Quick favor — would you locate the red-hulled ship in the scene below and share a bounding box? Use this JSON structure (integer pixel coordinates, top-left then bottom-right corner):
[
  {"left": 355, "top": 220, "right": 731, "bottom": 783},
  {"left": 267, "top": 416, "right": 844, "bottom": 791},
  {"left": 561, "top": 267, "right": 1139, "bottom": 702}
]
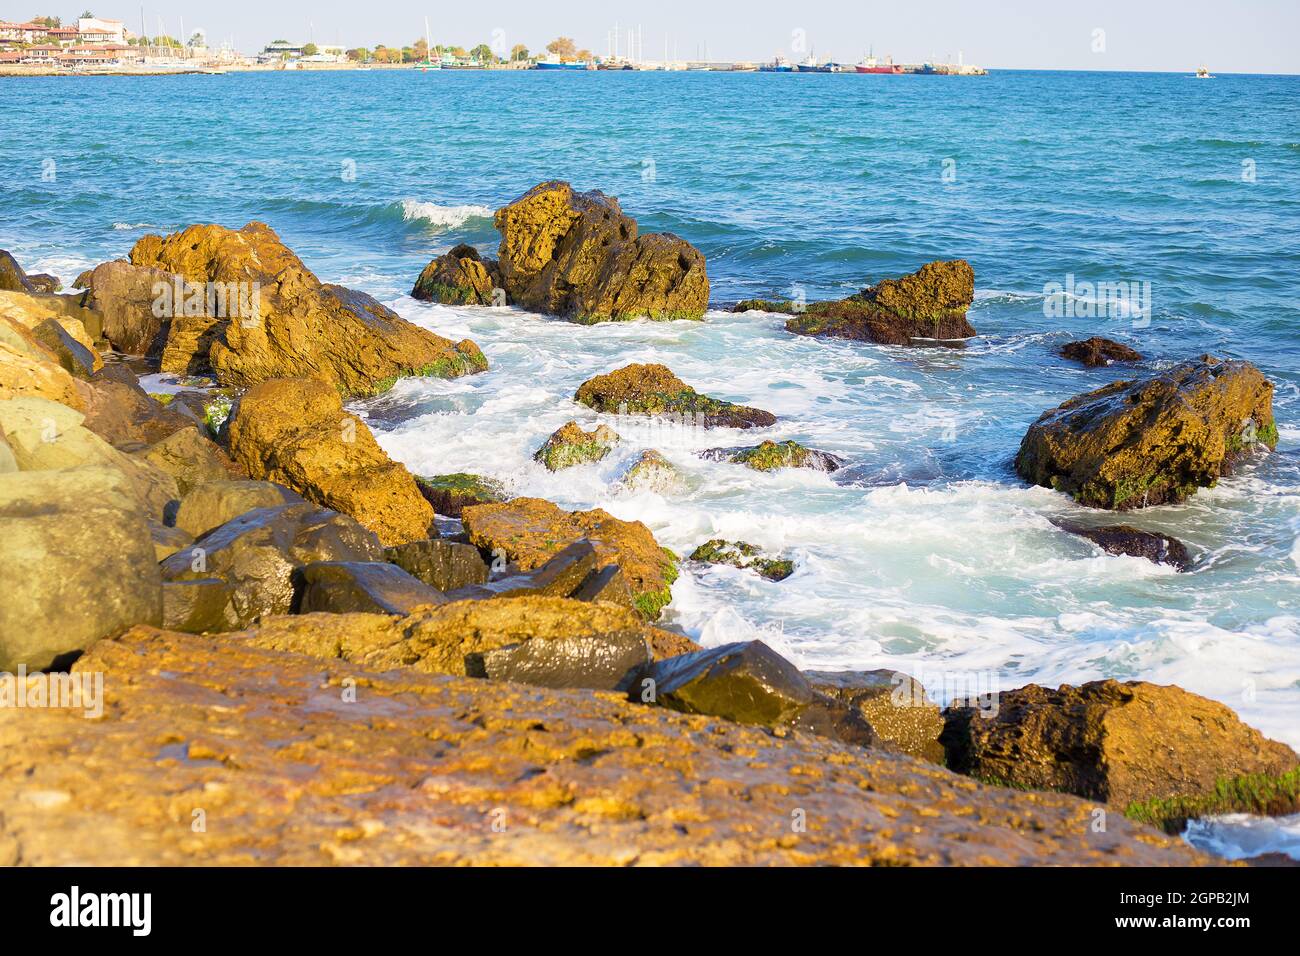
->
[{"left": 855, "top": 54, "right": 901, "bottom": 74}]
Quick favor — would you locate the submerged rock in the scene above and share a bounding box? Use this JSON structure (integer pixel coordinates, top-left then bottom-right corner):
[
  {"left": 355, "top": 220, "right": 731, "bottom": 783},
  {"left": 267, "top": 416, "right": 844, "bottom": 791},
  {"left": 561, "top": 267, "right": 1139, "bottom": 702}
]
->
[
  {"left": 785, "top": 260, "right": 976, "bottom": 345},
  {"left": 701, "top": 439, "right": 844, "bottom": 473},
  {"left": 493, "top": 180, "right": 709, "bottom": 322},
  {"left": 631, "top": 641, "right": 876, "bottom": 748},
  {"left": 411, "top": 243, "right": 501, "bottom": 305},
  {"left": 689, "top": 539, "right": 794, "bottom": 581},
  {"left": 0, "top": 466, "right": 162, "bottom": 671},
  {"left": 1052, "top": 519, "right": 1191, "bottom": 570},
  {"left": 618, "top": 448, "right": 684, "bottom": 494},
  {"left": 1059, "top": 336, "right": 1143, "bottom": 367},
  {"left": 298, "top": 561, "right": 449, "bottom": 615},
  {"left": 941, "top": 679, "right": 1300, "bottom": 811},
  {"left": 533, "top": 420, "right": 620, "bottom": 471},
  {"left": 415, "top": 472, "right": 506, "bottom": 517},
  {"left": 574, "top": 363, "right": 776, "bottom": 429},
  {"left": 804, "top": 670, "right": 945, "bottom": 763},
  {"left": 383, "top": 538, "right": 490, "bottom": 592},
  {"left": 1015, "top": 356, "right": 1278, "bottom": 509},
  {"left": 124, "top": 222, "right": 488, "bottom": 397},
  {"left": 225, "top": 376, "right": 434, "bottom": 545},
  {"left": 460, "top": 496, "right": 678, "bottom": 619}
]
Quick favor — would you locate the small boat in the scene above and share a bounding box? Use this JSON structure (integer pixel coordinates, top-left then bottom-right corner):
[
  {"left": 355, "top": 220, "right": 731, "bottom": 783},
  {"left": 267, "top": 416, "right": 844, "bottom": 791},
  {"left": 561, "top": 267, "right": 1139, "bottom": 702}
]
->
[
  {"left": 1195, "top": 65, "right": 1213, "bottom": 78},
  {"left": 856, "top": 53, "right": 902, "bottom": 74},
  {"left": 759, "top": 55, "right": 793, "bottom": 72},
  {"left": 795, "top": 55, "right": 832, "bottom": 72},
  {"left": 534, "top": 56, "right": 589, "bottom": 70},
  {"left": 419, "top": 19, "right": 440, "bottom": 70}
]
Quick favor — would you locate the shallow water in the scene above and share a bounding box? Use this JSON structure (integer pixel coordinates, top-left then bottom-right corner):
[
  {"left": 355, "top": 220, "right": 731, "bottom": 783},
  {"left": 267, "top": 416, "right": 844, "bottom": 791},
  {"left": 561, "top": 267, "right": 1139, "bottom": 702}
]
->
[{"left": 3, "top": 70, "right": 1299, "bottom": 850}]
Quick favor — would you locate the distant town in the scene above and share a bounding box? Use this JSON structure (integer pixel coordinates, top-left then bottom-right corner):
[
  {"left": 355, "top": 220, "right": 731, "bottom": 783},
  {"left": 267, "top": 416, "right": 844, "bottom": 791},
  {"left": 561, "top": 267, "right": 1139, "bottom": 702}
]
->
[{"left": 0, "top": 13, "right": 986, "bottom": 75}]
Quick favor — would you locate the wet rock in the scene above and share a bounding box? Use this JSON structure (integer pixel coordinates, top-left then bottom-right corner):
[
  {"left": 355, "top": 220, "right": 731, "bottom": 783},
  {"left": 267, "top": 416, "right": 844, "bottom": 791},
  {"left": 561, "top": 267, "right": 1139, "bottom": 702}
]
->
[
  {"left": 411, "top": 243, "right": 502, "bottom": 305},
  {"left": 170, "top": 479, "right": 303, "bottom": 538},
  {"left": 226, "top": 377, "right": 434, "bottom": 545},
  {"left": 646, "top": 626, "right": 704, "bottom": 661},
  {"left": 461, "top": 497, "right": 678, "bottom": 619},
  {"left": 383, "top": 538, "right": 490, "bottom": 592},
  {"left": 0, "top": 251, "right": 36, "bottom": 293},
  {"left": 79, "top": 364, "right": 200, "bottom": 450},
  {"left": 494, "top": 180, "right": 709, "bottom": 322},
  {"left": 162, "top": 578, "right": 235, "bottom": 633},
  {"left": 450, "top": 540, "right": 601, "bottom": 601},
  {"left": 72, "top": 259, "right": 173, "bottom": 356},
  {"left": 160, "top": 503, "right": 384, "bottom": 627},
  {"left": 940, "top": 679, "right": 1300, "bottom": 809},
  {"left": 142, "top": 426, "right": 241, "bottom": 496},
  {"left": 298, "top": 561, "right": 449, "bottom": 615},
  {"left": 618, "top": 448, "right": 684, "bottom": 494},
  {"left": 31, "top": 318, "right": 102, "bottom": 379},
  {"left": 533, "top": 420, "right": 619, "bottom": 471},
  {"left": 1015, "top": 356, "right": 1278, "bottom": 509},
  {"left": 631, "top": 641, "right": 876, "bottom": 748},
  {"left": 1059, "top": 336, "right": 1143, "bottom": 367},
  {"left": 414, "top": 472, "right": 506, "bottom": 517},
  {"left": 805, "top": 669, "right": 945, "bottom": 763},
  {"left": 570, "top": 563, "right": 636, "bottom": 607},
  {"left": 574, "top": 363, "right": 776, "bottom": 429},
  {"left": 147, "top": 518, "right": 192, "bottom": 560},
  {"left": 1052, "top": 519, "right": 1192, "bottom": 570},
  {"left": 0, "top": 466, "right": 162, "bottom": 671},
  {"left": 785, "top": 260, "right": 976, "bottom": 344},
  {"left": 689, "top": 539, "right": 794, "bottom": 581},
  {"left": 732, "top": 298, "right": 797, "bottom": 313},
  {"left": 27, "top": 274, "right": 61, "bottom": 294},
  {"left": 701, "top": 439, "right": 844, "bottom": 473},
  {"left": 126, "top": 222, "right": 488, "bottom": 396},
  {"left": 0, "top": 625, "right": 1208, "bottom": 865}
]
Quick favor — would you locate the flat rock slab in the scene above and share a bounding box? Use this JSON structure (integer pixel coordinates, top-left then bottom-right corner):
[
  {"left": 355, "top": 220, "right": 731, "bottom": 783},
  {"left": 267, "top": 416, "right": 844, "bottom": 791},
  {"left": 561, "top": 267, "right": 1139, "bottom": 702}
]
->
[{"left": 0, "top": 628, "right": 1208, "bottom": 866}]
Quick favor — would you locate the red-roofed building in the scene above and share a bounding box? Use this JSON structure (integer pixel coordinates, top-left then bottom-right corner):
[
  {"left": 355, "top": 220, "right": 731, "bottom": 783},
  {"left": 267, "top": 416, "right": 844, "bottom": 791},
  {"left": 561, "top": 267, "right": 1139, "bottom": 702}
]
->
[{"left": 0, "top": 21, "right": 51, "bottom": 44}]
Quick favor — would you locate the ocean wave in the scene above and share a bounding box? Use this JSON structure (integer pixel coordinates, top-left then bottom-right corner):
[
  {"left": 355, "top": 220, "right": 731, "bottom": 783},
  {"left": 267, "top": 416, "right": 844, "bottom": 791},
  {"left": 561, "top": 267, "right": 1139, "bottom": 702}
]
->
[{"left": 399, "top": 199, "right": 495, "bottom": 228}]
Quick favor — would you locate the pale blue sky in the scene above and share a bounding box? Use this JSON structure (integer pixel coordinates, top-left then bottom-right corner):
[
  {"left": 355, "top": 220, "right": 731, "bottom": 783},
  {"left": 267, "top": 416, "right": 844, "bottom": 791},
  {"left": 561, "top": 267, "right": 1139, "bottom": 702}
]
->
[{"left": 8, "top": 0, "right": 1299, "bottom": 72}]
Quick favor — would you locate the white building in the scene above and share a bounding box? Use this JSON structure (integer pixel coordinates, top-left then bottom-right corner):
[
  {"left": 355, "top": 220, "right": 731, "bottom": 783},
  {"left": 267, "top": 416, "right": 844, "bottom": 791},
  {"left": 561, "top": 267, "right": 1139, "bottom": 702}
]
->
[{"left": 77, "top": 17, "right": 127, "bottom": 44}]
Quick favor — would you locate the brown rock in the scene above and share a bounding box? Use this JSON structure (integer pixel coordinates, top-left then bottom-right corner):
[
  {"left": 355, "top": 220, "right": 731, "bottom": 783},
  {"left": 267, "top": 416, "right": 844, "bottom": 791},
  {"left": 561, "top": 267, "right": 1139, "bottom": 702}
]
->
[
  {"left": 805, "top": 670, "right": 945, "bottom": 763},
  {"left": 142, "top": 426, "right": 241, "bottom": 496},
  {"left": 79, "top": 364, "right": 200, "bottom": 450},
  {"left": 1052, "top": 519, "right": 1192, "bottom": 570},
  {"left": 411, "top": 243, "right": 501, "bottom": 305},
  {"left": 533, "top": 420, "right": 619, "bottom": 471},
  {"left": 0, "top": 250, "right": 35, "bottom": 293},
  {"left": 226, "top": 377, "right": 434, "bottom": 545},
  {"left": 0, "top": 311, "right": 87, "bottom": 411},
  {"left": 171, "top": 479, "right": 303, "bottom": 538},
  {"left": 461, "top": 497, "right": 678, "bottom": 619},
  {"left": 1015, "top": 356, "right": 1278, "bottom": 509},
  {"left": 574, "top": 363, "right": 776, "bottom": 429},
  {"left": 494, "top": 181, "right": 709, "bottom": 322},
  {"left": 941, "top": 679, "right": 1300, "bottom": 808},
  {"left": 298, "top": 561, "right": 449, "bottom": 615},
  {"left": 73, "top": 259, "right": 173, "bottom": 356},
  {"left": 127, "top": 222, "right": 488, "bottom": 396},
  {"left": 383, "top": 538, "right": 490, "bottom": 592},
  {"left": 1060, "top": 336, "right": 1143, "bottom": 367}
]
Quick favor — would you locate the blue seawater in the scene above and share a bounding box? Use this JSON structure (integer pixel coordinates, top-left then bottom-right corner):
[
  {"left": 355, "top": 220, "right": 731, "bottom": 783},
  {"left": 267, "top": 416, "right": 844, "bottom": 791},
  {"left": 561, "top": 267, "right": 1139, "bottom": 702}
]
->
[{"left": 2, "top": 69, "right": 1299, "bottom": 753}]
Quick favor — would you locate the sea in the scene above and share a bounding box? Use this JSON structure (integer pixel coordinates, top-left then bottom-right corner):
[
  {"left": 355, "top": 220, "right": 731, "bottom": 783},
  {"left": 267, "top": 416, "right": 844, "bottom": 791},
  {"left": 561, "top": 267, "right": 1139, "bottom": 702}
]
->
[{"left": 3, "top": 67, "right": 1298, "bottom": 858}]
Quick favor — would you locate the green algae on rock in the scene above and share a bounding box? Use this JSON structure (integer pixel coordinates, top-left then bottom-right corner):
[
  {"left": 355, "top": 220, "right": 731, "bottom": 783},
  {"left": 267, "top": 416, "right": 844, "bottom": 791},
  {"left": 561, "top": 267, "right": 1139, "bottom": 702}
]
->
[
  {"left": 415, "top": 472, "right": 506, "bottom": 517},
  {"left": 689, "top": 538, "right": 794, "bottom": 581},
  {"left": 533, "top": 420, "right": 620, "bottom": 471},
  {"left": 618, "top": 448, "right": 685, "bottom": 494},
  {"left": 411, "top": 243, "right": 502, "bottom": 305},
  {"left": 1015, "top": 355, "right": 1278, "bottom": 510},
  {"left": 574, "top": 363, "right": 776, "bottom": 429},
  {"left": 702, "top": 439, "right": 844, "bottom": 473}
]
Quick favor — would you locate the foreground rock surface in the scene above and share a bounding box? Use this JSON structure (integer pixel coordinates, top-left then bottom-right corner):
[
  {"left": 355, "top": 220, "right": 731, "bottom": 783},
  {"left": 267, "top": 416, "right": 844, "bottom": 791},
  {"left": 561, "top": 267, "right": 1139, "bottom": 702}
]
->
[
  {"left": 226, "top": 377, "right": 434, "bottom": 545},
  {"left": 494, "top": 181, "right": 709, "bottom": 322},
  {"left": 941, "top": 679, "right": 1299, "bottom": 809},
  {"left": 1016, "top": 356, "right": 1278, "bottom": 509},
  {"left": 0, "top": 627, "right": 1208, "bottom": 865},
  {"left": 575, "top": 363, "right": 776, "bottom": 429}
]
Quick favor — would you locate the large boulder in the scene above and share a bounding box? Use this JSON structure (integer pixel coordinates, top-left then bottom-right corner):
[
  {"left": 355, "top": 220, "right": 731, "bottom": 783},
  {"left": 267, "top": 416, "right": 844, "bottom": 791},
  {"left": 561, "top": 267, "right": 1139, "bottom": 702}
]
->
[
  {"left": 226, "top": 377, "right": 434, "bottom": 545},
  {"left": 0, "top": 467, "right": 162, "bottom": 671},
  {"left": 160, "top": 502, "right": 384, "bottom": 628},
  {"left": 0, "top": 251, "right": 35, "bottom": 293},
  {"left": 941, "top": 679, "right": 1300, "bottom": 809},
  {"left": 72, "top": 259, "right": 173, "bottom": 356},
  {"left": 533, "top": 420, "right": 619, "bottom": 471},
  {"left": 142, "top": 426, "right": 242, "bottom": 496},
  {"left": 460, "top": 497, "right": 678, "bottom": 619},
  {"left": 574, "top": 363, "right": 776, "bottom": 429},
  {"left": 78, "top": 364, "right": 200, "bottom": 450},
  {"left": 631, "top": 641, "right": 877, "bottom": 748},
  {"left": 411, "top": 243, "right": 501, "bottom": 305},
  {"left": 124, "top": 222, "right": 488, "bottom": 396},
  {"left": 170, "top": 479, "right": 303, "bottom": 538},
  {"left": 1015, "top": 356, "right": 1278, "bottom": 509},
  {"left": 0, "top": 310, "right": 87, "bottom": 410},
  {"left": 493, "top": 181, "right": 709, "bottom": 322},
  {"left": 785, "top": 260, "right": 976, "bottom": 344},
  {"left": 805, "top": 669, "right": 945, "bottom": 763}
]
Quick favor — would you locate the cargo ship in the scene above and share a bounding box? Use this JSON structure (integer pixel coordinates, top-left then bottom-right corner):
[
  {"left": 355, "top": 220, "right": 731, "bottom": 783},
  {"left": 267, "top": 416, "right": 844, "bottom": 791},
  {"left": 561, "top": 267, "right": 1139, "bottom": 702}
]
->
[
  {"left": 795, "top": 55, "right": 833, "bottom": 73},
  {"left": 856, "top": 53, "right": 901, "bottom": 74}
]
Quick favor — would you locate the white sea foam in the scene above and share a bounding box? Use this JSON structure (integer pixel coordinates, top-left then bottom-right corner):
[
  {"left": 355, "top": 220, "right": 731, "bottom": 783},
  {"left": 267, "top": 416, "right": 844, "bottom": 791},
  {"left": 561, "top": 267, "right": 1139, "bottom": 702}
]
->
[
  {"left": 1184, "top": 812, "right": 1300, "bottom": 861},
  {"left": 399, "top": 200, "right": 494, "bottom": 228}
]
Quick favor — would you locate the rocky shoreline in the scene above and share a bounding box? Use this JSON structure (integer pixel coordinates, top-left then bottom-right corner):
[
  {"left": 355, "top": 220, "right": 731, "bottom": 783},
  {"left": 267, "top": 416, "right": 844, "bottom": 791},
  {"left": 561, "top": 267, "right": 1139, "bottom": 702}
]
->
[{"left": 0, "top": 180, "right": 1294, "bottom": 866}]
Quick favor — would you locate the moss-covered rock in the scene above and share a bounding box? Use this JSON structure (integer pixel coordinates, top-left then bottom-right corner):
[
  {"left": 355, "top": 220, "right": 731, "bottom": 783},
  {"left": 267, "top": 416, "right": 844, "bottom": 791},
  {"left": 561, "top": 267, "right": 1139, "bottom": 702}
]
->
[
  {"left": 618, "top": 448, "right": 685, "bottom": 494},
  {"left": 533, "top": 420, "right": 620, "bottom": 471},
  {"left": 415, "top": 472, "right": 506, "bottom": 517},
  {"left": 461, "top": 496, "right": 678, "bottom": 620},
  {"left": 1015, "top": 356, "right": 1278, "bottom": 509},
  {"left": 494, "top": 181, "right": 709, "bottom": 322},
  {"left": 1059, "top": 336, "right": 1142, "bottom": 367},
  {"left": 574, "top": 363, "right": 776, "bottom": 429},
  {"left": 785, "top": 260, "right": 976, "bottom": 345},
  {"left": 733, "top": 298, "right": 796, "bottom": 313},
  {"left": 689, "top": 538, "right": 794, "bottom": 581},
  {"left": 702, "top": 439, "right": 844, "bottom": 473},
  {"left": 411, "top": 243, "right": 501, "bottom": 305}
]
